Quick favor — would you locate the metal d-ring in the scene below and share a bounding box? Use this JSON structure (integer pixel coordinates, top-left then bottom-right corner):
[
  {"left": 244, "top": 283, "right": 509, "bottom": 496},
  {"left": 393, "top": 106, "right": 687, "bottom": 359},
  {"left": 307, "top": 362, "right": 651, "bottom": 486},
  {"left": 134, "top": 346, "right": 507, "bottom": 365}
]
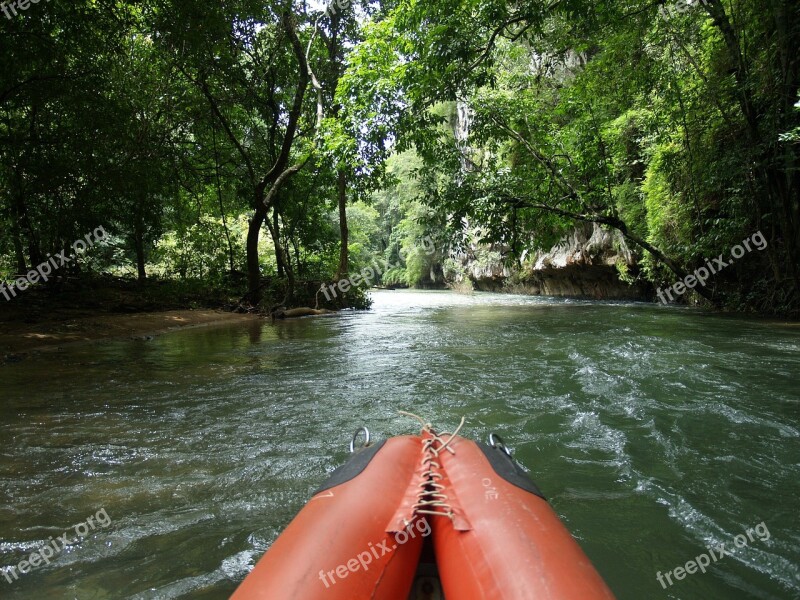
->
[
  {"left": 488, "top": 432, "right": 512, "bottom": 457},
  {"left": 350, "top": 427, "right": 371, "bottom": 453}
]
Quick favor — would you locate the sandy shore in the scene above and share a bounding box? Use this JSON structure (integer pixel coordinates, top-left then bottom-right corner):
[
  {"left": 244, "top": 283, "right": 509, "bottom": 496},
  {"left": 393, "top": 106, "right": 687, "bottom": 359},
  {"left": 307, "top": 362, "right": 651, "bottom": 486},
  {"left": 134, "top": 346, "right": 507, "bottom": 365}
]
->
[{"left": 0, "top": 310, "right": 260, "bottom": 356}]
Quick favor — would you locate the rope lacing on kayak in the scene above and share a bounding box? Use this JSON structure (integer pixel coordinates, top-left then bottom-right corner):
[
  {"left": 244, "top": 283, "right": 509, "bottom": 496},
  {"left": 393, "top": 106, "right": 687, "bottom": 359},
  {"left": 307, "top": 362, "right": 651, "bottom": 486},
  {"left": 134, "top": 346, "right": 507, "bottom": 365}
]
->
[{"left": 399, "top": 412, "right": 466, "bottom": 522}]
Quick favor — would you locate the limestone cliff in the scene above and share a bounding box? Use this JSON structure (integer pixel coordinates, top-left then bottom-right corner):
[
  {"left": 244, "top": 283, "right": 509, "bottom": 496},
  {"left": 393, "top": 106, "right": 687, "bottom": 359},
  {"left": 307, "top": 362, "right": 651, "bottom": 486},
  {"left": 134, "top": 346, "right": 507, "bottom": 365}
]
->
[{"left": 446, "top": 223, "right": 650, "bottom": 300}]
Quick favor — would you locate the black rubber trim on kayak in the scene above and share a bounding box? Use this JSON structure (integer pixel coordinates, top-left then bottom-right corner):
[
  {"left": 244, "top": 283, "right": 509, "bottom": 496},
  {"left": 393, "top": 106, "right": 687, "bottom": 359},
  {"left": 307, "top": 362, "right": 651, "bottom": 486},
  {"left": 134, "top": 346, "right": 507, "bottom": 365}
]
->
[
  {"left": 314, "top": 440, "right": 388, "bottom": 495},
  {"left": 476, "top": 441, "right": 547, "bottom": 501}
]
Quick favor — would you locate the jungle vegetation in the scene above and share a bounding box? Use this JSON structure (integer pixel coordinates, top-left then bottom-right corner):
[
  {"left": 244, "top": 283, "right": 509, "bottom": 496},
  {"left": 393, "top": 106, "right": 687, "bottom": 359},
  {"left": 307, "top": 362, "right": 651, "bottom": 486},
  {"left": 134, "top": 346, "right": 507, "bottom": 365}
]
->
[{"left": 1, "top": 0, "right": 798, "bottom": 315}]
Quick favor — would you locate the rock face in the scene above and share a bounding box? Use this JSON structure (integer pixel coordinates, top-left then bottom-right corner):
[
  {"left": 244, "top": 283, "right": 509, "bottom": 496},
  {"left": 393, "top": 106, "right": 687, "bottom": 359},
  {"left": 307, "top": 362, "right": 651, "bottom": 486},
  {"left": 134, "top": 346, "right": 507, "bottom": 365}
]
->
[
  {"left": 450, "top": 223, "right": 650, "bottom": 300},
  {"left": 508, "top": 264, "right": 647, "bottom": 300},
  {"left": 531, "top": 222, "right": 633, "bottom": 271}
]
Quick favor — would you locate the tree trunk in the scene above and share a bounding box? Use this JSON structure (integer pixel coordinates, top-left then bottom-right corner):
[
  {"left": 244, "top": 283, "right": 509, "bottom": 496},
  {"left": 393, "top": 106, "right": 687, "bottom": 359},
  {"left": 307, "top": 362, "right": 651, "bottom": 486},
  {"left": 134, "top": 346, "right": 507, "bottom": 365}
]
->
[
  {"left": 293, "top": 237, "right": 302, "bottom": 277},
  {"left": 11, "top": 221, "right": 27, "bottom": 274},
  {"left": 246, "top": 198, "right": 268, "bottom": 303},
  {"left": 336, "top": 169, "right": 348, "bottom": 280},
  {"left": 134, "top": 226, "right": 147, "bottom": 282},
  {"left": 274, "top": 207, "right": 284, "bottom": 278},
  {"left": 13, "top": 192, "right": 42, "bottom": 269},
  {"left": 265, "top": 206, "right": 294, "bottom": 307},
  {"left": 213, "top": 129, "right": 236, "bottom": 274}
]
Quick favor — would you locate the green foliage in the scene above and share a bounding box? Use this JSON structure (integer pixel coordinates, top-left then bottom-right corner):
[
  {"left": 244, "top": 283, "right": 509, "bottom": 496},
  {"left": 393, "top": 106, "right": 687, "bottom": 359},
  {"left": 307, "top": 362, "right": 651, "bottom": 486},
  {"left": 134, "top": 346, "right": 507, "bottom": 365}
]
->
[
  {"left": 779, "top": 99, "right": 800, "bottom": 143},
  {"left": 338, "top": 0, "right": 799, "bottom": 314},
  {"left": 152, "top": 215, "right": 247, "bottom": 284},
  {"left": 344, "top": 202, "right": 382, "bottom": 269},
  {"left": 642, "top": 143, "right": 695, "bottom": 256},
  {"left": 1, "top": 0, "right": 797, "bottom": 316}
]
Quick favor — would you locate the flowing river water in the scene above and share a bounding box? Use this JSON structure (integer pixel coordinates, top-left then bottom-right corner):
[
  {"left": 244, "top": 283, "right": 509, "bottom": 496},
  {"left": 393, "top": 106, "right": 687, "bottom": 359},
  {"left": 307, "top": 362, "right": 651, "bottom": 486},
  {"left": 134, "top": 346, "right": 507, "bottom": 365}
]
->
[{"left": 1, "top": 290, "right": 799, "bottom": 599}]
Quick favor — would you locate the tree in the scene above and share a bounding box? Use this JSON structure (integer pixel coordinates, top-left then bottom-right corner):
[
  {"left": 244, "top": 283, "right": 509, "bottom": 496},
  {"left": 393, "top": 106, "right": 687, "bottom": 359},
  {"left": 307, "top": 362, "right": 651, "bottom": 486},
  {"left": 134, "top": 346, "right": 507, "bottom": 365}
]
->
[
  {"left": 341, "top": 0, "right": 799, "bottom": 312},
  {"left": 151, "top": 2, "right": 315, "bottom": 303}
]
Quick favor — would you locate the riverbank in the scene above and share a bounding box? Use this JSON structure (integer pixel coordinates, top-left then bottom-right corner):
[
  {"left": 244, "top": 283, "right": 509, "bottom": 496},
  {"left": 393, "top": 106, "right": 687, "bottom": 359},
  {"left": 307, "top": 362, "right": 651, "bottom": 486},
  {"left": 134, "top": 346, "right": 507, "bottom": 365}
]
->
[
  {"left": 0, "top": 276, "right": 261, "bottom": 358},
  {"left": 0, "top": 309, "right": 260, "bottom": 357}
]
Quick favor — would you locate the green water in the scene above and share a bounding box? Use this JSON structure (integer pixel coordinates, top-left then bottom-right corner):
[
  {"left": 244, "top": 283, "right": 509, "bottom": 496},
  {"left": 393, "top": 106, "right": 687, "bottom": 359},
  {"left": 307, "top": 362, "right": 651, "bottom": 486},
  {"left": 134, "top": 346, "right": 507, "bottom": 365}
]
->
[{"left": 1, "top": 290, "right": 798, "bottom": 599}]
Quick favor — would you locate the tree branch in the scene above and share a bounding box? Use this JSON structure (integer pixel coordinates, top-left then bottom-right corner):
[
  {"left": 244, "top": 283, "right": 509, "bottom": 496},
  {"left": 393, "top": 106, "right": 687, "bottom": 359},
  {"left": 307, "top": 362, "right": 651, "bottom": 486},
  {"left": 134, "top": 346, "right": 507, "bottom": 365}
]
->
[
  {"left": 262, "top": 155, "right": 313, "bottom": 210},
  {"left": 260, "top": 10, "right": 311, "bottom": 190},
  {"left": 177, "top": 63, "right": 258, "bottom": 186},
  {"left": 500, "top": 195, "right": 718, "bottom": 304}
]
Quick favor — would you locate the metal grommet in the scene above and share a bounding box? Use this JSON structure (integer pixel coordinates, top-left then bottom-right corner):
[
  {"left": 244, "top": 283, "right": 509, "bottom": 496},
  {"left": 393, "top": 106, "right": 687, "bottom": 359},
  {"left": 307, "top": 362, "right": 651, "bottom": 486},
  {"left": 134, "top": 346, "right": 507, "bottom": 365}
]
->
[
  {"left": 350, "top": 427, "right": 370, "bottom": 453},
  {"left": 488, "top": 432, "right": 511, "bottom": 457}
]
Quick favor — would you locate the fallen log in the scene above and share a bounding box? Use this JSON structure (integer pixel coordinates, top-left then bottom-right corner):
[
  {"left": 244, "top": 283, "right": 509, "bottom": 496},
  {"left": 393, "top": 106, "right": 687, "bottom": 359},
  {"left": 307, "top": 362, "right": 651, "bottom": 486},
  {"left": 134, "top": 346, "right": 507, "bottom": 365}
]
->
[{"left": 272, "top": 307, "right": 336, "bottom": 320}]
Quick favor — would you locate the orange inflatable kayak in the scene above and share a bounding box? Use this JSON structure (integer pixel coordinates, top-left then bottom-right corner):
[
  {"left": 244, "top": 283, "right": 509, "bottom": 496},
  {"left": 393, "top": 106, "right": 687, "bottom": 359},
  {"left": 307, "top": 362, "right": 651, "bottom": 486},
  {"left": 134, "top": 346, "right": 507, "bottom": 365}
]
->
[{"left": 231, "top": 421, "right": 615, "bottom": 599}]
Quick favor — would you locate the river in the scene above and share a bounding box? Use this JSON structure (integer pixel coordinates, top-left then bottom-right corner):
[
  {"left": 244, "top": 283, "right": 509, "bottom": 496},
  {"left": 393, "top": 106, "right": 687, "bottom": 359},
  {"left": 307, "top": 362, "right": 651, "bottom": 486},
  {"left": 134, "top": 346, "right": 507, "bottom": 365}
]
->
[{"left": 1, "top": 290, "right": 798, "bottom": 599}]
